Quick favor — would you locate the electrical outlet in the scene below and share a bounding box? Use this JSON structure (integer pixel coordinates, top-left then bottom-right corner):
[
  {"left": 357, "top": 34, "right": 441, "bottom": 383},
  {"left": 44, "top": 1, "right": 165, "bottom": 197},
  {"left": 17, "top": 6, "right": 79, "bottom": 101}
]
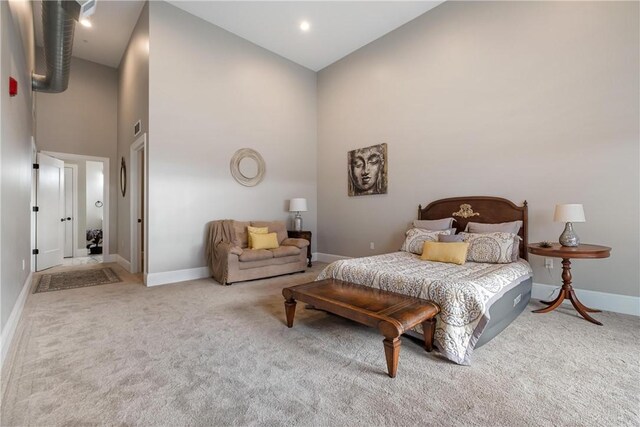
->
[
  {"left": 22, "top": 259, "right": 25, "bottom": 271},
  {"left": 544, "top": 258, "right": 553, "bottom": 269},
  {"left": 370, "top": 242, "right": 375, "bottom": 250}
]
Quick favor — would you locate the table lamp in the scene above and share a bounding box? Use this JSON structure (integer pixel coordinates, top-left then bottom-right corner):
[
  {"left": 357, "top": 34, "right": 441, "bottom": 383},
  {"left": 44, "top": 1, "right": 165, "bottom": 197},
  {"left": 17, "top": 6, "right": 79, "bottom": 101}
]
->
[
  {"left": 289, "top": 198, "right": 307, "bottom": 232},
  {"left": 553, "top": 204, "right": 585, "bottom": 247}
]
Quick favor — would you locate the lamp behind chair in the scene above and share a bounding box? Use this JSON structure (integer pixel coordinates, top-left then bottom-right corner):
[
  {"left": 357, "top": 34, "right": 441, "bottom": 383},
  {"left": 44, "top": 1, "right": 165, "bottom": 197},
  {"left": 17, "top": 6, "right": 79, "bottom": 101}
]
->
[
  {"left": 554, "top": 204, "right": 585, "bottom": 247},
  {"left": 289, "top": 198, "right": 308, "bottom": 232}
]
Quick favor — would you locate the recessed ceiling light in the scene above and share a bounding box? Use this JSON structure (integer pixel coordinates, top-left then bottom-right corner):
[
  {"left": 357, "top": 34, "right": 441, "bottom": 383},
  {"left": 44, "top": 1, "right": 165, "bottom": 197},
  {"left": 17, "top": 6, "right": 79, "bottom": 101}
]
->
[
  {"left": 80, "top": 19, "right": 92, "bottom": 28},
  {"left": 300, "top": 21, "right": 310, "bottom": 32}
]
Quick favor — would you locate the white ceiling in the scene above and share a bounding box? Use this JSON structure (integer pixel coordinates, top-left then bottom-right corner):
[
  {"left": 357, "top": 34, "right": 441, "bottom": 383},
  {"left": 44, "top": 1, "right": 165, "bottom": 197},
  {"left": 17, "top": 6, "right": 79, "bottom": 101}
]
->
[
  {"left": 33, "top": 1, "right": 443, "bottom": 71},
  {"left": 168, "top": 1, "right": 444, "bottom": 71},
  {"left": 33, "top": 0, "right": 145, "bottom": 68}
]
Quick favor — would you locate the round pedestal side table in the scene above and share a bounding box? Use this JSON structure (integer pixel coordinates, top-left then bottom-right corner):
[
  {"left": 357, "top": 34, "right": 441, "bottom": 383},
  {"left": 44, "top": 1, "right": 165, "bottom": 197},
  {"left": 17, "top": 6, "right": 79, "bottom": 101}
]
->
[{"left": 527, "top": 243, "right": 611, "bottom": 326}]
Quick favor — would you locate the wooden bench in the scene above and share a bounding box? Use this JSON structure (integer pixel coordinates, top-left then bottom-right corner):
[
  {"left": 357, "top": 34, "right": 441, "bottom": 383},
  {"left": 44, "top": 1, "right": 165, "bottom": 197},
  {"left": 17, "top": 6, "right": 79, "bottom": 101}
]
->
[{"left": 282, "top": 279, "right": 440, "bottom": 378}]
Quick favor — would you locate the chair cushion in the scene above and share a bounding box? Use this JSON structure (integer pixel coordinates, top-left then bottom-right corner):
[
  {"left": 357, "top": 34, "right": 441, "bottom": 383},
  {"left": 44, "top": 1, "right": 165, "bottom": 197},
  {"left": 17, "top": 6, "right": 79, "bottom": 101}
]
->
[
  {"left": 250, "top": 232, "right": 279, "bottom": 250},
  {"left": 271, "top": 246, "right": 300, "bottom": 258},
  {"left": 281, "top": 238, "right": 309, "bottom": 249},
  {"left": 238, "top": 255, "right": 301, "bottom": 270},
  {"left": 239, "top": 249, "right": 274, "bottom": 262},
  {"left": 247, "top": 226, "right": 268, "bottom": 247},
  {"left": 251, "top": 221, "right": 287, "bottom": 244},
  {"left": 233, "top": 221, "right": 251, "bottom": 248}
]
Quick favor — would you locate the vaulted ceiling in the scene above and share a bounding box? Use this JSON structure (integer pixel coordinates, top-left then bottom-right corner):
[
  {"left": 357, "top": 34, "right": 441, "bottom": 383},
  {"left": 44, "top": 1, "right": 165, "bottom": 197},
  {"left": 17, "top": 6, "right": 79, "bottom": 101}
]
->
[
  {"left": 33, "top": 1, "right": 444, "bottom": 71},
  {"left": 168, "top": 1, "right": 444, "bottom": 71}
]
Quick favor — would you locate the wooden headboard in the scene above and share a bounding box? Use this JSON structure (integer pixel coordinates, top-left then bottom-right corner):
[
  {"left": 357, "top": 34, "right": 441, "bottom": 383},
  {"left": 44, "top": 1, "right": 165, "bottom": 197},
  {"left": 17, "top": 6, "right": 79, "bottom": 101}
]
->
[{"left": 418, "top": 196, "right": 529, "bottom": 260}]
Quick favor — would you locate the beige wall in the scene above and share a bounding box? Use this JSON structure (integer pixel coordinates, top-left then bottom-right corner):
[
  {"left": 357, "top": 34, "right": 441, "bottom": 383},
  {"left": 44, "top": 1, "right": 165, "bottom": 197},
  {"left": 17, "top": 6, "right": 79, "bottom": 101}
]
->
[
  {"left": 148, "top": 2, "right": 317, "bottom": 274},
  {"left": 1, "top": 0, "right": 34, "bottom": 332},
  {"left": 317, "top": 1, "right": 639, "bottom": 297},
  {"left": 117, "top": 2, "right": 149, "bottom": 263},
  {"left": 35, "top": 51, "right": 118, "bottom": 254}
]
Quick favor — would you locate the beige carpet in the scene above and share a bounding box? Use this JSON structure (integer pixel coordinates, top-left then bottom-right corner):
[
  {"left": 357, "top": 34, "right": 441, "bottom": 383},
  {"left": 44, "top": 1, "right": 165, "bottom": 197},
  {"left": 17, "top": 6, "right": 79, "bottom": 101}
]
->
[{"left": 1, "top": 262, "right": 638, "bottom": 426}]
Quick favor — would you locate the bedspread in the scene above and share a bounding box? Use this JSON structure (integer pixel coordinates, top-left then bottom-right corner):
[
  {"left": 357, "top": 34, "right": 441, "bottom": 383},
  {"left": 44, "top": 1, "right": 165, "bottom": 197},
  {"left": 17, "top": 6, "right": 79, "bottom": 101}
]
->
[{"left": 316, "top": 252, "right": 532, "bottom": 365}]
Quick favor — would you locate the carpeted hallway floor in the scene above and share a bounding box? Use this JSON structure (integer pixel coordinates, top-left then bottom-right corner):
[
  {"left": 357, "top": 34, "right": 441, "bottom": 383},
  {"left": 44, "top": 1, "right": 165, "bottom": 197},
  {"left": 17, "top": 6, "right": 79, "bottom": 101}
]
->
[{"left": 1, "top": 262, "right": 639, "bottom": 426}]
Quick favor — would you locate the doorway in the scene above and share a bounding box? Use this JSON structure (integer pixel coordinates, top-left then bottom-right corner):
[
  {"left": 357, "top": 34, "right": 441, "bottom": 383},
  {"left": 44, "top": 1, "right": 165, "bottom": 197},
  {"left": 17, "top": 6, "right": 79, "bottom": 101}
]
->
[
  {"left": 129, "top": 133, "right": 148, "bottom": 280},
  {"left": 36, "top": 151, "right": 110, "bottom": 271}
]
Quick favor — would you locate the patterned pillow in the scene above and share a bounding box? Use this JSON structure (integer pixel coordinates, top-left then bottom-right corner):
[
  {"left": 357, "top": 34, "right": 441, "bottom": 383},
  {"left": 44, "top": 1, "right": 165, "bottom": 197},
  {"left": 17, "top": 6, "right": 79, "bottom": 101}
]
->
[
  {"left": 459, "top": 232, "right": 521, "bottom": 263},
  {"left": 401, "top": 228, "right": 451, "bottom": 255}
]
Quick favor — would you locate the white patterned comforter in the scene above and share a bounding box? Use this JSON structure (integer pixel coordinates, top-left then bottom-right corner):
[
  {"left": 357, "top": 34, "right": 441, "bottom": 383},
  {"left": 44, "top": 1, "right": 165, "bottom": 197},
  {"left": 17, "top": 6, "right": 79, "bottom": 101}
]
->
[{"left": 316, "top": 252, "right": 532, "bottom": 365}]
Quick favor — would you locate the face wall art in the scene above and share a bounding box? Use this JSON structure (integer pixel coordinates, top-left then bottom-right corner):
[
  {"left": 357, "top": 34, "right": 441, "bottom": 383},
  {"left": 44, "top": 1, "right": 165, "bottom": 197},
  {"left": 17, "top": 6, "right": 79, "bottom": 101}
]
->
[{"left": 348, "top": 143, "right": 388, "bottom": 196}]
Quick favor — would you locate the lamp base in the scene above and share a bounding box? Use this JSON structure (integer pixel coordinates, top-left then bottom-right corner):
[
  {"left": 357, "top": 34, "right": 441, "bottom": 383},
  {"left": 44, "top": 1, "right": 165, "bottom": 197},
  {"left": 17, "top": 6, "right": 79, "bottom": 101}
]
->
[
  {"left": 559, "top": 222, "right": 580, "bottom": 247},
  {"left": 294, "top": 213, "right": 303, "bottom": 232}
]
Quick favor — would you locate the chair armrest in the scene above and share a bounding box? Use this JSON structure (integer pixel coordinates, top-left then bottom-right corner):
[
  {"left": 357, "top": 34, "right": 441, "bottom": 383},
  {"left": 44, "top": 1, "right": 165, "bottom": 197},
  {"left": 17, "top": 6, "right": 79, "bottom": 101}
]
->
[
  {"left": 281, "top": 238, "right": 309, "bottom": 249},
  {"left": 216, "top": 241, "right": 243, "bottom": 256}
]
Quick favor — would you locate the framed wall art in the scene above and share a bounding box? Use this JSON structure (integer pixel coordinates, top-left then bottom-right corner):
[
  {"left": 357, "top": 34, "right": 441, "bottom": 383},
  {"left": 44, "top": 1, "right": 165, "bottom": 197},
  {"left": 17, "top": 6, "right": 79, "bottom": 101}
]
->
[{"left": 347, "top": 143, "right": 387, "bottom": 196}]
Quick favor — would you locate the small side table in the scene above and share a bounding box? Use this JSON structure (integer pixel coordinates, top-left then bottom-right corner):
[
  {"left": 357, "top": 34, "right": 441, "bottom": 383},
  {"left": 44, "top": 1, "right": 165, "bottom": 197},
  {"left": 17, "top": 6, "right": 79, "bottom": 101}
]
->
[
  {"left": 527, "top": 243, "right": 611, "bottom": 326},
  {"left": 287, "top": 230, "right": 312, "bottom": 267}
]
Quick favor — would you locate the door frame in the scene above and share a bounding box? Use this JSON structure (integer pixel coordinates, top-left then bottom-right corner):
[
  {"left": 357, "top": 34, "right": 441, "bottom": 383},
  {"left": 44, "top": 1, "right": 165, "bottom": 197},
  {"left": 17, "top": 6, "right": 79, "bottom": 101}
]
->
[
  {"left": 63, "top": 163, "right": 79, "bottom": 258},
  {"left": 41, "top": 151, "right": 111, "bottom": 259},
  {"left": 129, "top": 133, "right": 148, "bottom": 280}
]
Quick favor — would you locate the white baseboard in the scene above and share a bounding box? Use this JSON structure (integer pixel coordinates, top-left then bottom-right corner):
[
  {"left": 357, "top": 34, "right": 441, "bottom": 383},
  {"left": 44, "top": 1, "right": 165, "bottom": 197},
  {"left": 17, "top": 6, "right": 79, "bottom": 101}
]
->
[
  {"left": 146, "top": 266, "right": 209, "bottom": 287},
  {"left": 1, "top": 272, "right": 32, "bottom": 370},
  {"left": 113, "top": 254, "right": 131, "bottom": 272},
  {"left": 532, "top": 282, "right": 639, "bottom": 317},
  {"left": 315, "top": 252, "right": 351, "bottom": 263}
]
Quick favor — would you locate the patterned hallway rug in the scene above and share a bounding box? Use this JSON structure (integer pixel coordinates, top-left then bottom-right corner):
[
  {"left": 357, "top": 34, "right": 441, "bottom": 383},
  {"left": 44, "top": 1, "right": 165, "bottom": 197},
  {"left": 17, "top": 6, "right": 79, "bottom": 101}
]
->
[{"left": 35, "top": 267, "right": 122, "bottom": 293}]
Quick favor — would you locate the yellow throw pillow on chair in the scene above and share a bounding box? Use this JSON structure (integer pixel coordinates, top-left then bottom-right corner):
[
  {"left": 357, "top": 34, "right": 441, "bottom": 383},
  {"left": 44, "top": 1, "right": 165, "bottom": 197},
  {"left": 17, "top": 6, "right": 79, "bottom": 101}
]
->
[
  {"left": 420, "top": 241, "right": 469, "bottom": 265},
  {"left": 247, "top": 226, "right": 268, "bottom": 247},
  {"left": 250, "top": 232, "right": 280, "bottom": 250}
]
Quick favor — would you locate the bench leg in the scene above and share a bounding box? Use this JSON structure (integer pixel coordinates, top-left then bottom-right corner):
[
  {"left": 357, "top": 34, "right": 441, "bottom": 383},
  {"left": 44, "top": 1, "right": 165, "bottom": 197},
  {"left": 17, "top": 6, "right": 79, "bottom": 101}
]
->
[
  {"left": 284, "top": 299, "right": 297, "bottom": 328},
  {"left": 422, "top": 318, "right": 436, "bottom": 352},
  {"left": 383, "top": 337, "right": 401, "bottom": 378}
]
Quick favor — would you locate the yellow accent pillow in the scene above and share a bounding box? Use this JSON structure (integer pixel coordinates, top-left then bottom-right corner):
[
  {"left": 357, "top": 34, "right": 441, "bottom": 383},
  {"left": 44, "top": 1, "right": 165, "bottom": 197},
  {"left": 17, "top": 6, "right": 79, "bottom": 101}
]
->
[
  {"left": 420, "top": 241, "right": 469, "bottom": 265},
  {"left": 247, "top": 226, "right": 268, "bottom": 247},
  {"left": 250, "top": 232, "right": 280, "bottom": 250}
]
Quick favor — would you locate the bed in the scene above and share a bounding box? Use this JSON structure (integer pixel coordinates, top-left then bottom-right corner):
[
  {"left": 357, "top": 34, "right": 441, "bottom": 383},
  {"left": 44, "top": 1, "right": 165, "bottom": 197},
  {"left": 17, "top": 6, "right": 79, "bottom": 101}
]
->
[{"left": 316, "top": 196, "right": 533, "bottom": 365}]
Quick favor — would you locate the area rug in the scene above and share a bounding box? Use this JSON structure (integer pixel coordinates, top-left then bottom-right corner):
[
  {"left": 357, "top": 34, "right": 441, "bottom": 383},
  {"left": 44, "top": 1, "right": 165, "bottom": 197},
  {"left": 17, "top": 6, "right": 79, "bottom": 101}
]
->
[{"left": 34, "top": 267, "right": 122, "bottom": 293}]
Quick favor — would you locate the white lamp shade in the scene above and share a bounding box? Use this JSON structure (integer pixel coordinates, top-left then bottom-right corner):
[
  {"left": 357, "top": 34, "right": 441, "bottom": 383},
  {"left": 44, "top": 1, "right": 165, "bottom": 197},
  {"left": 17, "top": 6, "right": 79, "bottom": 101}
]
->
[
  {"left": 289, "top": 198, "right": 308, "bottom": 212},
  {"left": 553, "top": 204, "right": 585, "bottom": 223}
]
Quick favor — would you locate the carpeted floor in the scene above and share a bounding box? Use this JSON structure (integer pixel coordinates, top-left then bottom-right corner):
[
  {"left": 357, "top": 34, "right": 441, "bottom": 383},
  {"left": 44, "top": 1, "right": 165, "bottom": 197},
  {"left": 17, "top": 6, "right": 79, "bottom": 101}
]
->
[{"left": 1, "top": 262, "right": 639, "bottom": 426}]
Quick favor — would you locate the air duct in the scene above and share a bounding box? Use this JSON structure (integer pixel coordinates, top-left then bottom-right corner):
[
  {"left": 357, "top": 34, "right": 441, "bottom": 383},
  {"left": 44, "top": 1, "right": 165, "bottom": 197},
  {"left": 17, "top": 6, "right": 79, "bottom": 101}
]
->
[{"left": 32, "top": 1, "right": 77, "bottom": 93}]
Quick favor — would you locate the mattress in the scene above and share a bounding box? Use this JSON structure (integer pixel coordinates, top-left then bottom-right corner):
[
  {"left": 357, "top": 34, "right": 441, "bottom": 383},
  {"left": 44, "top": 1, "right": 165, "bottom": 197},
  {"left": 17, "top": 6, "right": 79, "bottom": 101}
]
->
[{"left": 316, "top": 251, "right": 532, "bottom": 365}]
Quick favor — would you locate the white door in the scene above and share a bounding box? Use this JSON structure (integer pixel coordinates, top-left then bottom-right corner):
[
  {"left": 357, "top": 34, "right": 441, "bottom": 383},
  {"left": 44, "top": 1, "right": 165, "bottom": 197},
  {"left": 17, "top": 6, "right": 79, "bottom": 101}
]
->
[
  {"left": 36, "top": 153, "right": 65, "bottom": 271},
  {"left": 63, "top": 166, "right": 74, "bottom": 257},
  {"left": 137, "top": 148, "right": 145, "bottom": 271}
]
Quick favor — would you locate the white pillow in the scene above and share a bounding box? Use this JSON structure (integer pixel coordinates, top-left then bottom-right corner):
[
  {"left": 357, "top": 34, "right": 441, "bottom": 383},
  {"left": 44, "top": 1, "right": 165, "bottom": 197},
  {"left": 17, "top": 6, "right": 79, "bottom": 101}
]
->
[
  {"left": 459, "top": 232, "right": 521, "bottom": 263},
  {"left": 464, "top": 221, "right": 523, "bottom": 235},
  {"left": 412, "top": 218, "right": 455, "bottom": 231},
  {"left": 401, "top": 228, "right": 451, "bottom": 255}
]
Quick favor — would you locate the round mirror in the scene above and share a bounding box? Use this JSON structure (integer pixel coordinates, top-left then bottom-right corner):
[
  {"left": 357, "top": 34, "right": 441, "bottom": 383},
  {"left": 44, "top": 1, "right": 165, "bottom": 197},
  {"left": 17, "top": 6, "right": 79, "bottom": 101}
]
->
[
  {"left": 239, "top": 157, "right": 258, "bottom": 179},
  {"left": 120, "top": 157, "right": 127, "bottom": 197},
  {"left": 230, "top": 148, "right": 265, "bottom": 186}
]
